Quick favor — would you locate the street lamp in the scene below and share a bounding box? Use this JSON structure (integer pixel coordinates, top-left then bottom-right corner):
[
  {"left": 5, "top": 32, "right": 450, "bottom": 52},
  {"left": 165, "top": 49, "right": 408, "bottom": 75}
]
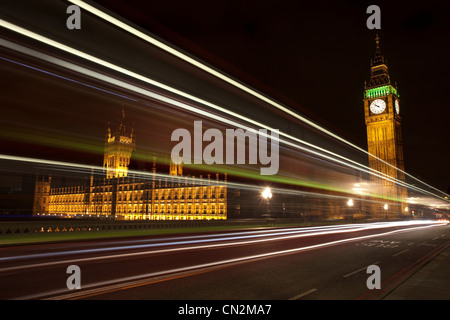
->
[
  {"left": 262, "top": 187, "right": 272, "bottom": 219},
  {"left": 384, "top": 203, "right": 388, "bottom": 220},
  {"left": 262, "top": 187, "right": 272, "bottom": 200},
  {"left": 346, "top": 199, "right": 355, "bottom": 220}
]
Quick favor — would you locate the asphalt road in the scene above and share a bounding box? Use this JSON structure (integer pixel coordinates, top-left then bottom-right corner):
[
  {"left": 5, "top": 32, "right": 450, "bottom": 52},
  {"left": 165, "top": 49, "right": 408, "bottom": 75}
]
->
[{"left": 0, "top": 220, "right": 449, "bottom": 300}]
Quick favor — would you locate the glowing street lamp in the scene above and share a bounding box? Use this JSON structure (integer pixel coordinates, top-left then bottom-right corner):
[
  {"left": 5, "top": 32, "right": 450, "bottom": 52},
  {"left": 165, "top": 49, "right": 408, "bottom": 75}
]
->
[
  {"left": 347, "top": 199, "right": 354, "bottom": 207},
  {"left": 262, "top": 187, "right": 272, "bottom": 219},
  {"left": 262, "top": 187, "right": 272, "bottom": 200},
  {"left": 383, "top": 203, "right": 389, "bottom": 220}
]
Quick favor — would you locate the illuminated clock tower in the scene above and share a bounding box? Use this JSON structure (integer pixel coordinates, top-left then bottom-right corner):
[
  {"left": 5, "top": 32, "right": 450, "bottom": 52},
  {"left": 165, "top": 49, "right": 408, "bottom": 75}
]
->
[{"left": 363, "top": 35, "right": 407, "bottom": 218}]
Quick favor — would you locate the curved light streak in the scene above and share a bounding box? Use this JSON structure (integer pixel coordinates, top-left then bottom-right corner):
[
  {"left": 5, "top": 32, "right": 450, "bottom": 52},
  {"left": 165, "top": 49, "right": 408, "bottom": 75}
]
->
[
  {"left": 0, "top": 220, "right": 445, "bottom": 272},
  {"left": 67, "top": 0, "right": 448, "bottom": 199},
  {"left": 0, "top": 20, "right": 447, "bottom": 203},
  {"left": 0, "top": 224, "right": 377, "bottom": 263},
  {"left": 12, "top": 221, "right": 448, "bottom": 300}
]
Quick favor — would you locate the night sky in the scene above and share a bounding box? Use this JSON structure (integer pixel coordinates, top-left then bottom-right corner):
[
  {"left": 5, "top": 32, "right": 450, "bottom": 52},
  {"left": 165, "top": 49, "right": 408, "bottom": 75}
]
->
[{"left": 89, "top": 0, "right": 450, "bottom": 193}]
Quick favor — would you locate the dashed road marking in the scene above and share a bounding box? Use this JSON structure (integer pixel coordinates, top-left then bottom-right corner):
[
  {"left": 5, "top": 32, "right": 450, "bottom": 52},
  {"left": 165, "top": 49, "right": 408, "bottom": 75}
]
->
[
  {"left": 288, "top": 288, "right": 317, "bottom": 300},
  {"left": 343, "top": 262, "right": 380, "bottom": 278},
  {"left": 392, "top": 249, "right": 410, "bottom": 257}
]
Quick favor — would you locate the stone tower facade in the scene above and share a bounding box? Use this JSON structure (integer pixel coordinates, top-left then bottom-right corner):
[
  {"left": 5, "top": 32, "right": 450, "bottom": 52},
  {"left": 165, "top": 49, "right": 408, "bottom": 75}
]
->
[
  {"left": 103, "top": 108, "right": 136, "bottom": 179},
  {"left": 363, "top": 35, "right": 407, "bottom": 218}
]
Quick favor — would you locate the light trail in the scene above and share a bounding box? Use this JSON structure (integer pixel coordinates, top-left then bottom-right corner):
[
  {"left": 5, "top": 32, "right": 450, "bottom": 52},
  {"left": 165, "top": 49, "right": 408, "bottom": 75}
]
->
[
  {"left": 0, "top": 34, "right": 445, "bottom": 204},
  {"left": 12, "top": 220, "right": 448, "bottom": 300},
  {"left": 0, "top": 31, "right": 427, "bottom": 200},
  {"left": 0, "top": 23, "right": 410, "bottom": 188},
  {"left": 0, "top": 223, "right": 376, "bottom": 263},
  {"left": 65, "top": 0, "right": 370, "bottom": 151},
  {"left": 67, "top": 0, "right": 448, "bottom": 200},
  {"left": 0, "top": 221, "right": 446, "bottom": 272},
  {"left": 0, "top": 56, "right": 137, "bottom": 102},
  {"left": 0, "top": 151, "right": 359, "bottom": 208}
]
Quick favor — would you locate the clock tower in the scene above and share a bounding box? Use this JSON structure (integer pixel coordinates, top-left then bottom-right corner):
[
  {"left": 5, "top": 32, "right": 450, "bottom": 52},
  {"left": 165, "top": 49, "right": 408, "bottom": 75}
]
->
[{"left": 363, "top": 35, "right": 407, "bottom": 218}]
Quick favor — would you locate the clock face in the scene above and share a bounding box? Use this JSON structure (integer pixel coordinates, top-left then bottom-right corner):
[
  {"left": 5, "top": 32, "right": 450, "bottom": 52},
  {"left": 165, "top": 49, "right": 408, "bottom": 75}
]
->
[
  {"left": 370, "top": 99, "right": 386, "bottom": 114},
  {"left": 395, "top": 100, "right": 400, "bottom": 114}
]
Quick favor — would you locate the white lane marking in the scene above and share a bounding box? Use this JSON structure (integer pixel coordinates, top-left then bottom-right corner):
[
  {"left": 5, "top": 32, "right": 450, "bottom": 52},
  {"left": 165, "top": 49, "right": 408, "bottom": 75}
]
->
[
  {"left": 392, "top": 249, "right": 410, "bottom": 257},
  {"left": 343, "top": 262, "right": 380, "bottom": 278},
  {"left": 289, "top": 289, "right": 317, "bottom": 300}
]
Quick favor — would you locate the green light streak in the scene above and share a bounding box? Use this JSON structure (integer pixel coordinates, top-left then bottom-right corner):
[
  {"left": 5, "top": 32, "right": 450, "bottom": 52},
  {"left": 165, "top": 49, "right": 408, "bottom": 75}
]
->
[
  {"left": 0, "top": 126, "right": 406, "bottom": 201},
  {"left": 186, "top": 163, "right": 353, "bottom": 195},
  {"left": 0, "top": 128, "right": 103, "bottom": 155}
]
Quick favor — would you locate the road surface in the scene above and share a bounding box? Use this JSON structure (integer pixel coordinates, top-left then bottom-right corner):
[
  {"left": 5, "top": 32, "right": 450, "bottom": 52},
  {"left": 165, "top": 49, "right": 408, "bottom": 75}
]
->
[{"left": 0, "top": 220, "right": 449, "bottom": 300}]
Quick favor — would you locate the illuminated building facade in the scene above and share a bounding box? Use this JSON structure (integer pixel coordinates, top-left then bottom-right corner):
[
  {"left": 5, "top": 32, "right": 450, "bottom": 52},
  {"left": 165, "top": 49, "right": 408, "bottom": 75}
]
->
[
  {"left": 33, "top": 111, "right": 227, "bottom": 220},
  {"left": 363, "top": 35, "right": 407, "bottom": 218}
]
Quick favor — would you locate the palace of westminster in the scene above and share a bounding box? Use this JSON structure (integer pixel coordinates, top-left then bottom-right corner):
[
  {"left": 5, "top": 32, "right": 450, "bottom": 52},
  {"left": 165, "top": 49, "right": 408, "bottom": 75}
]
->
[
  {"left": 30, "top": 35, "right": 408, "bottom": 221},
  {"left": 32, "top": 109, "right": 228, "bottom": 221}
]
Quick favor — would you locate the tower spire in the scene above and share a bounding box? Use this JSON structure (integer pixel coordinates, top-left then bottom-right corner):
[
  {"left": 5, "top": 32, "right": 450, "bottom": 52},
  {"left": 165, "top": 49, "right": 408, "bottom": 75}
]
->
[
  {"left": 371, "top": 34, "right": 385, "bottom": 66},
  {"left": 103, "top": 108, "right": 136, "bottom": 179},
  {"left": 367, "top": 34, "right": 390, "bottom": 88}
]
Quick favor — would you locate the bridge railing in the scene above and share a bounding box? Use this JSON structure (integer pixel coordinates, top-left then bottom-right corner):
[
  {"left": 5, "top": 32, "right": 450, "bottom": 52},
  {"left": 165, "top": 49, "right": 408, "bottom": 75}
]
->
[
  {"left": 0, "top": 218, "right": 272, "bottom": 238},
  {"left": 0, "top": 217, "right": 398, "bottom": 239}
]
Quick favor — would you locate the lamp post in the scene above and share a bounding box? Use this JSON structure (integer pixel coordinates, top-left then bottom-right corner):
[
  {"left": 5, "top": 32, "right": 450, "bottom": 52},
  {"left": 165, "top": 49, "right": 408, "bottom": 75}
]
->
[
  {"left": 347, "top": 199, "right": 354, "bottom": 220},
  {"left": 262, "top": 187, "right": 272, "bottom": 220},
  {"left": 384, "top": 203, "right": 388, "bottom": 220}
]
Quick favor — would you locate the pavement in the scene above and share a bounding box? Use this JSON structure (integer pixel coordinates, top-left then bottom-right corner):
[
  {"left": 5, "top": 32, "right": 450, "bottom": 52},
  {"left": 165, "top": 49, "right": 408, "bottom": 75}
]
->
[{"left": 384, "top": 244, "right": 450, "bottom": 300}]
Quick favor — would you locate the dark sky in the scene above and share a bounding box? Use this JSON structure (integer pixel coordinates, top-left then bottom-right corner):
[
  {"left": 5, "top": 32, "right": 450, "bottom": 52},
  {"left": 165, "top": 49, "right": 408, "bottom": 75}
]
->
[{"left": 90, "top": 0, "right": 450, "bottom": 192}]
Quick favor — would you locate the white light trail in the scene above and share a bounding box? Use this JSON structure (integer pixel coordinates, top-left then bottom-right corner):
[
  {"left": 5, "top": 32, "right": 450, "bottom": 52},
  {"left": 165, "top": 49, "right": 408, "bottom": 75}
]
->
[
  {"left": 0, "top": 19, "right": 448, "bottom": 203},
  {"left": 0, "top": 224, "right": 356, "bottom": 260},
  {"left": 0, "top": 223, "right": 376, "bottom": 263},
  {"left": 65, "top": 0, "right": 367, "bottom": 151},
  {"left": 0, "top": 33, "right": 443, "bottom": 203},
  {"left": 0, "top": 220, "right": 445, "bottom": 272},
  {"left": 12, "top": 220, "right": 448, "bottom": 300},
  {"left": 67, "top": 0, "right": 448, "bottom": 199}
]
